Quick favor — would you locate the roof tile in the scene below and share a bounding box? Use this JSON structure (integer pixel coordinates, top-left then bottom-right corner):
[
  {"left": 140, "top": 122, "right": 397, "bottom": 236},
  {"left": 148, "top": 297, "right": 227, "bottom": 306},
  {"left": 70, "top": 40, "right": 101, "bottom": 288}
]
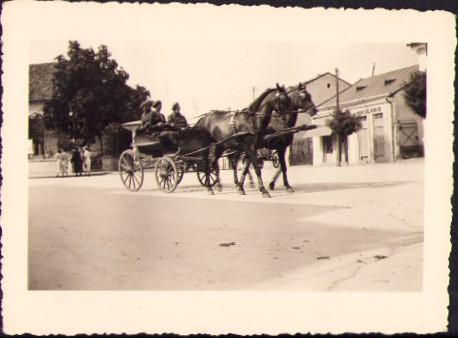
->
[
  {"left": 318, "top": 65, "right": 419, "bottom": 109},
  {"left": 29, "top": 63, "right": 56, "bottom": 102}
]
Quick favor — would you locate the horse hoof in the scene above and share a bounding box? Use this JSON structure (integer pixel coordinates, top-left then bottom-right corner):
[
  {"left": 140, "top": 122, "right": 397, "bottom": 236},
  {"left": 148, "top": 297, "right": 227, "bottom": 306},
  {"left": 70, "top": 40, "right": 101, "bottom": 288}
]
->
[
  {"left": 217, "top": 184, "right": 223, "bottom": 192},
  {"left": 250, "top": 182, "right": 255, "bottom": 188},
  {"left": 262, "top": 192, "right": 271, "bottom": 198},
  {"left": 286, "top": 187, "right": 294, "bottom": 193},
  {"left": 269, "top": 182, "right": 275, "bottom": 191},
  {"left": 238, "top": 189, "right": 246, "bottom": 196},
  {"left": 208, "top": 190, "right": 215, "bottom": 196}
]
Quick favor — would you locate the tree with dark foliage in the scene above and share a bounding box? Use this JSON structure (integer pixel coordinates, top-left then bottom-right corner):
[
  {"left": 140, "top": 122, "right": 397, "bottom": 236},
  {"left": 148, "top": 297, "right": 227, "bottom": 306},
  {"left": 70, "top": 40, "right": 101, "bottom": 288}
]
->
[
  {"left": 29, "top": 112, "right": 45, "bottom": 147},
  {"left": 43, "top": 41, "right": 150, "bottom": 147},
  {"left": 326, "top": 109, "right": 363, "bottom": 166},
  {"left": 403, "top": 71, "right": 426, "bottom": 118}
]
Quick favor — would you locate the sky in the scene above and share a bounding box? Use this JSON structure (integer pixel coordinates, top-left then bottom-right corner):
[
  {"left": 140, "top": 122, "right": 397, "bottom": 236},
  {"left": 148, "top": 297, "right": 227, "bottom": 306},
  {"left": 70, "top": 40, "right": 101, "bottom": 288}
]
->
[
  {"left": 30, "top": 41, "right": 419, "bottom": 121},
  {"left": 23, "top": 4, "right": 423, "bottom": 122}
]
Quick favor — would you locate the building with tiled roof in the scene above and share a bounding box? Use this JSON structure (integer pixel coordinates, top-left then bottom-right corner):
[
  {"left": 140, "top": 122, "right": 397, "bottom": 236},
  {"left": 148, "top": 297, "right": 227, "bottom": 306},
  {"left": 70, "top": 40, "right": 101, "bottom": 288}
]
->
[
  {"left": 289, "top": 72, "right": 352, "bottom": 165},
  {"left": 29, "top": 63, "right": 56, "bottom": 116},
  {"left": 29, "top": 63, "right": 59, "bottom": 158},
  {"left": 307, "top": 65, "right": 424, "bottom": 165}
]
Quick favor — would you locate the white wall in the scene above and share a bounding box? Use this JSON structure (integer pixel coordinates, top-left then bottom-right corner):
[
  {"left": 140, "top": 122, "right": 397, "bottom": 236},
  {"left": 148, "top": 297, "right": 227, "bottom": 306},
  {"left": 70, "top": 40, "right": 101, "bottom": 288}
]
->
[{"left": 312, "top": 99, "right": 395, "bottom": 165}]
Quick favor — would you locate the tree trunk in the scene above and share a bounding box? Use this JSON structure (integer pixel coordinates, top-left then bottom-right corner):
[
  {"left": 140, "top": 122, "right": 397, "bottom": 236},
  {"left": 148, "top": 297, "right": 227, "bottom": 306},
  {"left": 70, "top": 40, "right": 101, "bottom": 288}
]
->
[
  {"left": 337, "top": 134, "right": 342, "bottom": 167},
  {"left": 344, "top": 136, "right": 349, "bottom": 165}
]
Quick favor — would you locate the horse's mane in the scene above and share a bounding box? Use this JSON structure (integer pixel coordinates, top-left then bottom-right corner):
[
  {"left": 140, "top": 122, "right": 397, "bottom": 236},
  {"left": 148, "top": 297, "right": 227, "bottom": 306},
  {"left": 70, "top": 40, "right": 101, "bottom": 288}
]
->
[{"left": 246, "top": 88, "right": 276, "bottom": 113}]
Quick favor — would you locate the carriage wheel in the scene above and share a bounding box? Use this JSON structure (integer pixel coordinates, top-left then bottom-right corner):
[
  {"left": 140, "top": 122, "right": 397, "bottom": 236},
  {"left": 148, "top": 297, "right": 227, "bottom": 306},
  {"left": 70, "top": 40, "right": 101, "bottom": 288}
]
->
[
  {"left": 196, "top": 162, "right": 219, "bottom": 187},
  {"left": 272, "top": 151, "right": 280, "bottom": 168},
  {"left": 119, "top": 150, "right": 144, "bottom": 191},
  {"left": 155, "top": 156, "right": 179, "bottom": 193},
  {"left": 176, "top": 163, "right": 185, "bottom": 185}
]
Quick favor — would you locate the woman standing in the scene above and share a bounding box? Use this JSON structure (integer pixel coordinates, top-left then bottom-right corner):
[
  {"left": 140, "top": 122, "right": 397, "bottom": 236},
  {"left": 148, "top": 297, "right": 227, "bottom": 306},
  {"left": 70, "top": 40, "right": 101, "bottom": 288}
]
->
[
  {"left": 54, "top": 149, "right": 65, "bottom": 177},
  {"left": 83, "top": 146, "right": 92, "bottom": 176},
  {"left": 71, "top": 147, "right": 83, "bottom": 176}
]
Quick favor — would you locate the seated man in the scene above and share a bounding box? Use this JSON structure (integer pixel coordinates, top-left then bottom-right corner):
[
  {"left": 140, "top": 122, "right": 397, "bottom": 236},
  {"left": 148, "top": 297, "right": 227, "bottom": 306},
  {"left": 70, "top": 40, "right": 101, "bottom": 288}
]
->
[
  {"left": 167, "top": 102, "right": 189, "bottom": 129},
  {"left": 138, "top": 99, "right": 166, "bottom": 134}
]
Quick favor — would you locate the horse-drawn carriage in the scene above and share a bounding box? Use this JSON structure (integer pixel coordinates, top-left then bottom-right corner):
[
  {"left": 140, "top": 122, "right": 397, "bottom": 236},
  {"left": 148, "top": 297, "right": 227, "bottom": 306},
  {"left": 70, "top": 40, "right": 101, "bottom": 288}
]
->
[
  {"left": 118, "top": 121, "right": 218, "bottom": 193},
  {"left": 119, "top": 83, "right": 318, "bottom": 197}
]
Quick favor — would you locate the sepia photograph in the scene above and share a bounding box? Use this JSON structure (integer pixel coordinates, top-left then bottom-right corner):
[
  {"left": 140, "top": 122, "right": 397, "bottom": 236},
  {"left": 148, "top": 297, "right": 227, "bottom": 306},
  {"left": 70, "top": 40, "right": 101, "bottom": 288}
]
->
[{"left": 1, "top": 2, "right": 454, "bottom": 335}]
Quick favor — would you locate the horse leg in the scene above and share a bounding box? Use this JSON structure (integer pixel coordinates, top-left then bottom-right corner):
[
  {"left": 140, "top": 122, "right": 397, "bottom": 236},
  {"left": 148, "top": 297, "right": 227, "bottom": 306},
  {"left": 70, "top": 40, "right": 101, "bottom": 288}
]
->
[
  {"left": 246, "top": 146, "right": 270, "bottom": 198},
  {"left": 212, "top": 147, "right": 223, "bottom": 192},
  {"left": 229, "top": 153, "right": 244, "bottom": 194},
  {"left": 238, "top": 156, "right": 254, "bottom": 195},
  {"left": 203, "top": 149, "right": 214, "bottom": 195},
  {"left": 277, "top": 147, "right": 294, "bottom": 193},
  {"left": 247, "top": 162, "right": 255, "bottom": 187},
  {"left": 269, "top": 168, "right": 281, "bottom": 191}
]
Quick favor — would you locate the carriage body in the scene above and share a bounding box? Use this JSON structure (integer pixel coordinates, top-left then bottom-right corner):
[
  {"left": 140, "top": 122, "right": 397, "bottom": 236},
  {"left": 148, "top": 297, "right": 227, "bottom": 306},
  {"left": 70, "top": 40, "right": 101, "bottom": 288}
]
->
[{"left": 118, "top": 120, "right": 218, "bottom": 193}]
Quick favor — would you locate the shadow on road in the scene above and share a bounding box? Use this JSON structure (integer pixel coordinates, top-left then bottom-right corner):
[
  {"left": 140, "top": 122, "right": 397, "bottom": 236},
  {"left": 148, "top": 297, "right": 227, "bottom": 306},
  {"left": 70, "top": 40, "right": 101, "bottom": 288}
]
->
[
  {"left": 165, "top": 181, "right": 412, "bottom": 197},
  {"left": 271, "top": 181, "right": 412, "bottom": 195}
]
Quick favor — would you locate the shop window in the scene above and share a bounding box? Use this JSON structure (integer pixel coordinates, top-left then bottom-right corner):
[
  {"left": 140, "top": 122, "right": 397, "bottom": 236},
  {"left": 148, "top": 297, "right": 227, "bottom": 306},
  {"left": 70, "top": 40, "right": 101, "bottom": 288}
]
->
[{"left": 323, "top": 136, "right": 333, "bottom": 154}]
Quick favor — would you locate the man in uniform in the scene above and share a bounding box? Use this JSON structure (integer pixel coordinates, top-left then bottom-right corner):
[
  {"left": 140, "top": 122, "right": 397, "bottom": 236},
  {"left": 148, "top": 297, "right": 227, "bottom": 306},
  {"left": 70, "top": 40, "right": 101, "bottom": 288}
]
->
[
  {"left": 167, "top": 102, "right": 189, "bottom": 129},
  {"left": 139, "top": 99, "right": 166, "bottom": 133}
]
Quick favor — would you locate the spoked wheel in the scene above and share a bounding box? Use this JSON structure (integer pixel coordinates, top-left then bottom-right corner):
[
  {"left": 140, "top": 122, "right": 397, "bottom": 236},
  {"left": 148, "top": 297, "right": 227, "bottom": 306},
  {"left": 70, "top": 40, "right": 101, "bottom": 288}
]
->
[
  {"left": 155, "top": 156, "right": 179, "bottom": 193},
  {"left": 176, "top": 163, "right": 185, "bottom": 185},
  {"left": 272, "top": 151, "right": 280, "bottom": 168},
  {"left": 196, "top": 162, "right": 219, "bottom": 187},
  {"left": 119, "top": 150, "right": 144, "bottom": 191}
]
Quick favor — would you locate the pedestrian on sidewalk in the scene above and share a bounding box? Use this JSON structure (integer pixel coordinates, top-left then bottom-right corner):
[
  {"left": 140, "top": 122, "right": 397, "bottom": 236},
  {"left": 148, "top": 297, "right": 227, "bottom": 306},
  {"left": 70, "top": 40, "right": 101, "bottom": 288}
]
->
[
  {"left": 54, "top": 149, "right": 65, "bottom": 177},
  {"left": 61, "top": 149, "right": 69, "bottom": 177},
  {"left": 71, "top": 147, "right": 83, "bottom": 176},
  {"left": 83, "top": 146, "right": 92, "bottom": 176}
]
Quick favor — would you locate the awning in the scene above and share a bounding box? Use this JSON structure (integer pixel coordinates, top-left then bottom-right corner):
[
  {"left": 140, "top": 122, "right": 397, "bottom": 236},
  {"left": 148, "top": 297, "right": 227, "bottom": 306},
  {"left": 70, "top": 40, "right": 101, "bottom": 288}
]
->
[{"left": 302, "top": 126, "right": 333, "bottom": 138}]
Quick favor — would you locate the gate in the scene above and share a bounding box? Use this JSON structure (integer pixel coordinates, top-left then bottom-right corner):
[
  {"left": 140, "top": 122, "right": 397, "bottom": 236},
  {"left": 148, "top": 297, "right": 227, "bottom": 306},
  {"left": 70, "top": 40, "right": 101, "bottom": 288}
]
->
[
  {"left": 398, "top": 120, "right": 422, "bottom": 159},
  {"left": 290, "top": 138, "right": 313, "bottom": 166}
]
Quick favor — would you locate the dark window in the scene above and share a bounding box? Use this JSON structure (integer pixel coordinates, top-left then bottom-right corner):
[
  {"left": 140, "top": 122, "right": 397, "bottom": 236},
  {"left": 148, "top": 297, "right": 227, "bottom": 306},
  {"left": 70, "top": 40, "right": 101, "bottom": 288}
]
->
[
  {"left": 327, "top": 83, "right": 331, "bottom": 88},
  {"left": 323, "top": 136, "right": 333, "bottom": 154}
]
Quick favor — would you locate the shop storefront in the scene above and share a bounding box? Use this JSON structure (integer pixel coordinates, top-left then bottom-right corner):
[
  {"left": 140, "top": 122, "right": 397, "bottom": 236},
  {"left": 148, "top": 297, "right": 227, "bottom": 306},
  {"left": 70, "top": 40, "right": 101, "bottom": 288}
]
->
[{"left": 307, "top": 65, "right": 424, "bottom": 165}]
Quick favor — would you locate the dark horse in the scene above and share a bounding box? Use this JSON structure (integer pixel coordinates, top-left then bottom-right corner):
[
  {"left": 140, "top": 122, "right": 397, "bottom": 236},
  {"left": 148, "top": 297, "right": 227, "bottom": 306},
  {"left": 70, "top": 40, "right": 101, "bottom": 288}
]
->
[
  {"left": 239, "top": 82, "right": 317, "bottom": 193},
  {"left": 194, "top": 84, "right": 292, "bottom": 198}
]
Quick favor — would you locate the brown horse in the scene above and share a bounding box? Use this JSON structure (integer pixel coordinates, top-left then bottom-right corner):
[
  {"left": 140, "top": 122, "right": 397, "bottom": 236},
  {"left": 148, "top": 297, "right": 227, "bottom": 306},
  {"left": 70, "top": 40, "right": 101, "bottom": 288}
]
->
[
  {"left": 239, "top": 82, "right": 317, "bottom": 192},
  {"left": 195, "top": 84, "right": 292, "bottom": 198}
]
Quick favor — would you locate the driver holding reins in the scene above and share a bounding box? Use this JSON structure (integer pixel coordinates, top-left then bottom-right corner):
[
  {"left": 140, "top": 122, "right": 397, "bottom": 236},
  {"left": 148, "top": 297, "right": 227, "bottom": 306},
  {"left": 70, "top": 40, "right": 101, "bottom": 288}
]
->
[{"left": 167, "top": 102, "right": 189, "bottom": 129}]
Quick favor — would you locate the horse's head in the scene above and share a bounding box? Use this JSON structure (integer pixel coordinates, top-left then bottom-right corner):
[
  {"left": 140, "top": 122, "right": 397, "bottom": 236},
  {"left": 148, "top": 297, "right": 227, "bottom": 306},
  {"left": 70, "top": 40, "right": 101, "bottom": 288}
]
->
[
  {"left": 292, "top": 82, "right": 317, "bottom": 116},
  {"left": 246, "top": 84, "right": 294, "bottom": 131},
  {"left": 273, "top": 83, "right": 293, "bottom": 114}
]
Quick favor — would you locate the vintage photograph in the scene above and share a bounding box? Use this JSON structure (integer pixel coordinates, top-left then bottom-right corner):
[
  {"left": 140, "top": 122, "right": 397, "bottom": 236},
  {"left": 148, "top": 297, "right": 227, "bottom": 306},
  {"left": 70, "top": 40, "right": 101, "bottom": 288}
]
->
[
  {"left": 28, "top": 40, "right": 425, "bottom": 291},
  {"left": 2, "top": 2, "right": 454, "bottom": 335}
]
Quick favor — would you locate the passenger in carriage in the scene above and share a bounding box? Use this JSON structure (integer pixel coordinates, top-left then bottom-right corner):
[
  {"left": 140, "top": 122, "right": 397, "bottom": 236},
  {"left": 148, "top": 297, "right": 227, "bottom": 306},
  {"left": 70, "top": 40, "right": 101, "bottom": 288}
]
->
[
  {"left": 167, "top": 102, "right": 189, "bottom": 129},
  {"left": 138, "top": 99, "right": 166, "bottom": 133}
]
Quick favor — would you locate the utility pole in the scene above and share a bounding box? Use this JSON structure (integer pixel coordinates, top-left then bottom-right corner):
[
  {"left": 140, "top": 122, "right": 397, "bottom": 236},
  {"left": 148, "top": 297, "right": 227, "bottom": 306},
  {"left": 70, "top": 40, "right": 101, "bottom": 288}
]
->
[
  {"left": 252, "top": 86, "right": 256, "bottom": 101},
  {"left": 372, "top": 63, "right": 376, "bottom": 77},
  {"left": 335, "top": 68, "right": 340, "bottom": 111},
  {"left": 335, "top": 68, "right": 342, "bottom": 166}
]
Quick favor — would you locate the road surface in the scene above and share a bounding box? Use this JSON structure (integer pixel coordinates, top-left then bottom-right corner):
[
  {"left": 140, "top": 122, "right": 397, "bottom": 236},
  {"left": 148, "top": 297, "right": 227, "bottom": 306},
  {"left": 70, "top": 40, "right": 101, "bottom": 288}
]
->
[{"left": 28, "top": 159, "right": 424, "bottom": 291}]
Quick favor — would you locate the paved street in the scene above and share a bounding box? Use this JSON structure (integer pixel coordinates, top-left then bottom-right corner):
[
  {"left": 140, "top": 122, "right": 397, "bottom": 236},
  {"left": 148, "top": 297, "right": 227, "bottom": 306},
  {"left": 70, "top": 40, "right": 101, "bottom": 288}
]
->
[{"left": 28, "top": 158, "right": 424, "bottom": 291}]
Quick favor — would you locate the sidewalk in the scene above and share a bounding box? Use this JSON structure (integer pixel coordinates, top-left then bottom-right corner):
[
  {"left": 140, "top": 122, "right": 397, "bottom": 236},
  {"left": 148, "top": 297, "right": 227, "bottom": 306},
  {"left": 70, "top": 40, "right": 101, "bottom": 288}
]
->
[{"left": 29, "top": 171, "right": 110, "bottom": 179}]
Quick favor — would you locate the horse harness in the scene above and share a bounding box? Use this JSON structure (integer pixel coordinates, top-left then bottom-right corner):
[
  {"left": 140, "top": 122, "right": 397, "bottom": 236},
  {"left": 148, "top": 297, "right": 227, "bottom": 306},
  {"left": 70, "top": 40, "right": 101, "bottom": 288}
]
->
[{"left": 229, "top": 110, "right": 241, "bottom": 133}]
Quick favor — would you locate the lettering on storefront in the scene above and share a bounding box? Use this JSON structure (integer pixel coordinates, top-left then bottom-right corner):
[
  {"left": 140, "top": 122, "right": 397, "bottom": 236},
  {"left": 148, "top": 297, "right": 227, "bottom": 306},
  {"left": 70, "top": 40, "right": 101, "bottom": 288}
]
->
[{"left": 352, "top": 106, "right": 382, "bottom": 116}]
